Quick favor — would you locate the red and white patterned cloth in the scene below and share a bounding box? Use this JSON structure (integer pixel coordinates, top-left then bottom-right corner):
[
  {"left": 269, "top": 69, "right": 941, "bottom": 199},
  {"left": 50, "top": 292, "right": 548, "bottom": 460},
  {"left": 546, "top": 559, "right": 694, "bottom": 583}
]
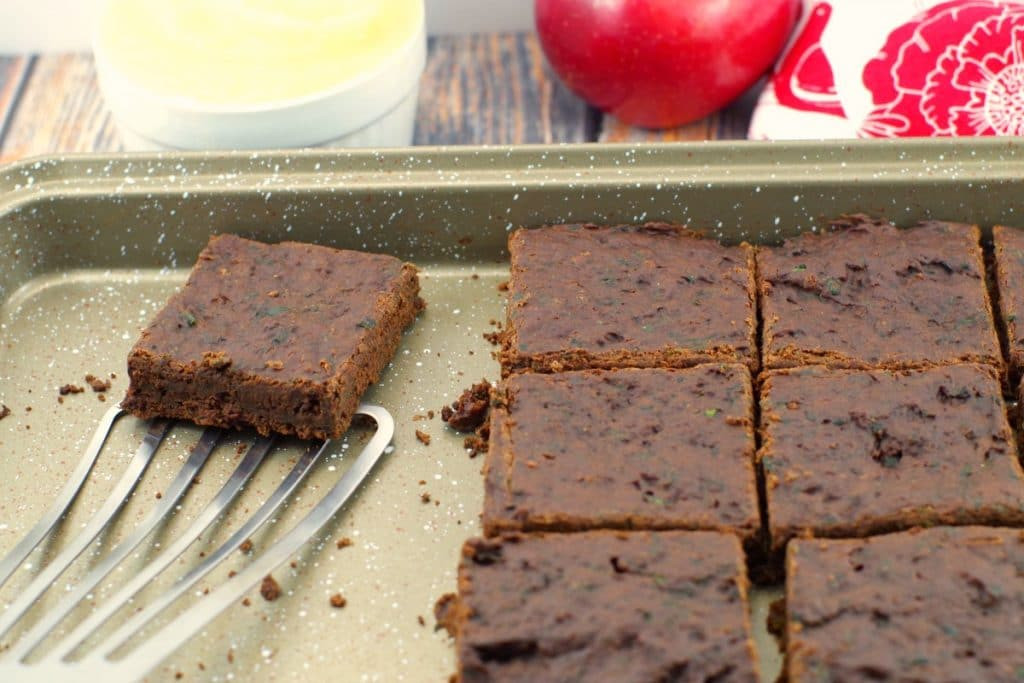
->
[{"left": 748, "top": 0, "right": 1024, "bottom": 138}]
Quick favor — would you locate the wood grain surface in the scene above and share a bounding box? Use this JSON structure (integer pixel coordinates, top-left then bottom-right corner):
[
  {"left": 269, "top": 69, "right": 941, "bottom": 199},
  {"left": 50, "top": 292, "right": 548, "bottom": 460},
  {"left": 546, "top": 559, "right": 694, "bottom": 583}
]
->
[
  {"left": 0, "top": 56, "right": 32, "bottom": 163},
  {"left": 1, "top": 54, "right": 123, "bottom": 161},
  {"left": 414, "top": 33, "right": 595, "bottom": 145},
  {"left": 0, "top": 33, "right": 749, "bottom": 161},
  {"left": 599, "top": 83, "right": 761, "bottom": 143}
]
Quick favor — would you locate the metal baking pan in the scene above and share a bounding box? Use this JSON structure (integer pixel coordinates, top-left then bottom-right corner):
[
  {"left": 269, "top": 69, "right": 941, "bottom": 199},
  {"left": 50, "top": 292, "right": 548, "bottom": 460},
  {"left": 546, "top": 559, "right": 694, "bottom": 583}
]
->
[{"left": 1, "top": 138, "right": 1022, "bottom": 681}]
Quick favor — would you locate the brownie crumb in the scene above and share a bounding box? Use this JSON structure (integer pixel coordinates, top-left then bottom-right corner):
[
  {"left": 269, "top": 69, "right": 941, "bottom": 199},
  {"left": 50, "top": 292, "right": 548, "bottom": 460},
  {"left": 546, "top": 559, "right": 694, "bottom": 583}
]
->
[
  {"left": 174, "top": 672, "right": 183, "bottom": 680},
  {"left": 201, "top": 351, "right": 232, "bottom": 370},
  {"left": 463, "top": 435, "right": 487, "bottom": 458},
  {"left": 236, "top": 443, "right": 246, "bottom": 455},
  {"left": 497, "top": 281, "right": 509, "bottom": 291},
  {"left": 57, "top": 396, "right": 64, "bottom": 404},
  {"left": 98, "top": 394, "right": 107, "bottom": 402},
  {"left": 0, "top": 404, "right": 9, "bottom": 421},
  {"left": 155, "top": 492, "right": 163, "bottom": 499},
  {"left": 336, "top": 537, "right": 353, "bottom": 549},
  {"left": 227, "top": 650, "right": 234, "bottom": 663},
  {"left": 85, "top": 374, "right": 112, "bottom": 392},
  {"left": 418, "top": 615, "right": 426, "bottom": 626},
  {"left": 421, "top": 492, "right": 432, "bottom": 504},
  {"left": 482, "top": 330, "right": 502, "bottom": 345},
  {"left": 241, "top": 597, "right": 251, "bottom": 606},
  {"left": 433, "top": 593, "right": 460, "bottom": 636},
  {"left": 471, "top": 273, "right": 480, "bottom": 280},
  {"left": 228, "top": 570, "right": 237, "bottom": 578},
  {"left": 767, "top": 597, "right": 787, "bottom": 645},
  {"left": 415, "top": 429, "right": 431, "bottom": 445},
  {"left": 239, "top": 539, "right": 253, "bottom": 553},
  {"left": 59, "top": 384, "right": 84, "bottom": 396},
  {"left": 441, "top": 380, "right": 491, "bottom": 432},
  {"left": 329, "top": 593, "right": 347, "bottom": 608},
  {"left": 260, "top": 575, "right": 281, "bottom": 601}
]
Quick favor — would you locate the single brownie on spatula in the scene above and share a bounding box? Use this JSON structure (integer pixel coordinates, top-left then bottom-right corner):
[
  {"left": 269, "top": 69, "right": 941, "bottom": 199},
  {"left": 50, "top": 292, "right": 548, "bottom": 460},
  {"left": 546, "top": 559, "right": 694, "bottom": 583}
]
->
[{"left": 122, "top": 234, "right": 422, "bottom": 439}]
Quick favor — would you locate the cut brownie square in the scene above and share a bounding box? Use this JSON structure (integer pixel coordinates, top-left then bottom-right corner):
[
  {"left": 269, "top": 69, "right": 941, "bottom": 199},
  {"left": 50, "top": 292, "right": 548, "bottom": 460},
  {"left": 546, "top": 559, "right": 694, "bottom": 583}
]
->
[
  {"left": 500, "top": 223, "right": 757, "bottom": 375},
  {"left": 758, "top": 216, "right": 1002, "bottom": 372},
  {"left": 122, "top": 234, "right": 422, "bottom": 440},
  {"left": 453, "top": 531, "right": 758, "bottom": 682},
  {"left": 483, "top": 365, "right": 759, "bottom": 540},
  {"left": 786, "top": 527, "right": 1024, "bottom": 683},
  {"left": 993, "top": 224, "right": 1024, "bottom": 377},
  {"left": 759, "top": 363, "right": 1024, "bottom": 548}
]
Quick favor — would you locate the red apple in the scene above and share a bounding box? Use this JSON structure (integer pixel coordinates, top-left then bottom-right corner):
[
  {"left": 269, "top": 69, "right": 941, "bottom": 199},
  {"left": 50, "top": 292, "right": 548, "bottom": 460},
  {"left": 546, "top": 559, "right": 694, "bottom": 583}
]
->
[{"left": 535, "top": 0, "right": 800, "bottom": 129}]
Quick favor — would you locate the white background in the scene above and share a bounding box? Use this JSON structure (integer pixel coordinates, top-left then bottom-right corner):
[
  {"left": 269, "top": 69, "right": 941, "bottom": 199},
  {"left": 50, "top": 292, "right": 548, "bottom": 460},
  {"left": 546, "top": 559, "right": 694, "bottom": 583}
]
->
[{"left": 0, "top": 1, "right": 535, "bottom": 54}]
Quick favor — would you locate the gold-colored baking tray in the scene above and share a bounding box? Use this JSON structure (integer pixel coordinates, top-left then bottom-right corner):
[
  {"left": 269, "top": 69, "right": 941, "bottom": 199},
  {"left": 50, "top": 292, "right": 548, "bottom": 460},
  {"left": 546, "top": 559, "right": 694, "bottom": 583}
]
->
[{"left": 1, "top": 138, "right": 1021, "bottom": 681}]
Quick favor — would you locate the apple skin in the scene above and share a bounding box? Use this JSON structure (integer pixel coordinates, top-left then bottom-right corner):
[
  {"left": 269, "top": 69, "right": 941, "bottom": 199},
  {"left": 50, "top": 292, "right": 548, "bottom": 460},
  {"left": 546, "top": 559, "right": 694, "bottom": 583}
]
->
[{"left": 535, "top": 0, "right": 800, "bottom": 129}]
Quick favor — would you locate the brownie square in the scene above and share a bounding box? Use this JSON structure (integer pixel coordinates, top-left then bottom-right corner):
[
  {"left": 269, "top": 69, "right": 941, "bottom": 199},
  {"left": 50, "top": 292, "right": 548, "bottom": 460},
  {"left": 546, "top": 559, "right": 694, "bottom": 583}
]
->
[
  {"left": 786, "top": 527, "right": 1024, "bottom": 682},
  {"left": 122, "top": 234, "right": 421, "bottom": 439},
  {"left": 483, "top": 365, "right": 759, "bottom": 540},
  {"left": 760, "top": 364, "right": 1024, "bottom": 548},
  {"left": 758, "top": 216, "right": 1002, "bottom": 372},
  {"left": 453, "top": 531, "right": 758, "bottom": 682},
  {"left": 500, "top": 224, "right": 757, "bottom": 375},
  {"left": 993, "top": 224, "right": 1024, "bottom": 377}
]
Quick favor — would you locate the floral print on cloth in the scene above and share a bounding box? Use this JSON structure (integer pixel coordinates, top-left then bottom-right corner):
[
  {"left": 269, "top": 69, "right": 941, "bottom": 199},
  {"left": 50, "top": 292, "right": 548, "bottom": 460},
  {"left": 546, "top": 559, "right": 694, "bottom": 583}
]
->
[{"left": 748, "top": 0, "right": 1024, "bottom": 138}]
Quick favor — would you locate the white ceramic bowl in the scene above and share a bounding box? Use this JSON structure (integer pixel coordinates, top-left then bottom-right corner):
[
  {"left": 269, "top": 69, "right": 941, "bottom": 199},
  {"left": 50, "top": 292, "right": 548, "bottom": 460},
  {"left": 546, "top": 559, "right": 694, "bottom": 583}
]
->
[{"left": 95, "top": 1, "right": 426, "bottom": 150}]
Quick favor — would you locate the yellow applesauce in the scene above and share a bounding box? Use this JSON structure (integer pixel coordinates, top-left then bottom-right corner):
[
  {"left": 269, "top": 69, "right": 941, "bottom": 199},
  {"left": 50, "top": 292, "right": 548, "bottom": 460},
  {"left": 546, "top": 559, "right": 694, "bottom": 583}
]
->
[{"left": 97, "top": 0, "right": 423, "bottom": 107}]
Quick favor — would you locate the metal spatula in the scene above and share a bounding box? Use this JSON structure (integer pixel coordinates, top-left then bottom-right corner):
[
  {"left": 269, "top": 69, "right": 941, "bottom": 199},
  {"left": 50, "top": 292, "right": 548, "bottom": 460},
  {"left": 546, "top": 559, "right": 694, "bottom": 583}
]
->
[{"left": 0, "top": 403, "right": 394, "bottom": 681}]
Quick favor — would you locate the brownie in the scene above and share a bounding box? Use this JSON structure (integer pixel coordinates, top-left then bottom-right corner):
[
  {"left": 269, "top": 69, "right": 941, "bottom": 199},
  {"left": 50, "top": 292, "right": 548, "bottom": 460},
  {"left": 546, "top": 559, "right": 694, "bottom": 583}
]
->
[
  {"left": 122, "top": 234, "right": 421, "bottom": 440},
  {"left": 759, "top": 216, "right": 1002, "bottom": 372},
  {"left": 760, "top": 363, "right": 1024, "bottom": 548},
  {"left": 483, "top": 365, "right": 758, "bottom": 540},
  {"left": 500, "top": 224, "right": 757, "bottom": 375},
  {"left": 453, "top": 531, "right": 758, "bottom": 682},
  {"left": 786, "top": 527, "right": 1024, "bottom": 682},
  {"left": 993, "top": 224, "right": 1024, "bottom": 377}
]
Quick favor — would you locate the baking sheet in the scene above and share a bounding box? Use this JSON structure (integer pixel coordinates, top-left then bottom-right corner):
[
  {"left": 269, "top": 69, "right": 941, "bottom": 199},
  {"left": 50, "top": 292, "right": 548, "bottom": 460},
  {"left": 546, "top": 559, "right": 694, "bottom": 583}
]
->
[{"left": 1, "top": 139, "right": 1022, "bottom": 681}]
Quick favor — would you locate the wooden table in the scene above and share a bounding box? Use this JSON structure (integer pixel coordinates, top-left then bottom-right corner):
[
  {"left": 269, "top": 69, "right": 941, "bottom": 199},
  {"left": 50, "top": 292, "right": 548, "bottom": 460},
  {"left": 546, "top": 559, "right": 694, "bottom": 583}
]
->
[{"left": 0, "top": 34, "right": 753, "bottom": 162}]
